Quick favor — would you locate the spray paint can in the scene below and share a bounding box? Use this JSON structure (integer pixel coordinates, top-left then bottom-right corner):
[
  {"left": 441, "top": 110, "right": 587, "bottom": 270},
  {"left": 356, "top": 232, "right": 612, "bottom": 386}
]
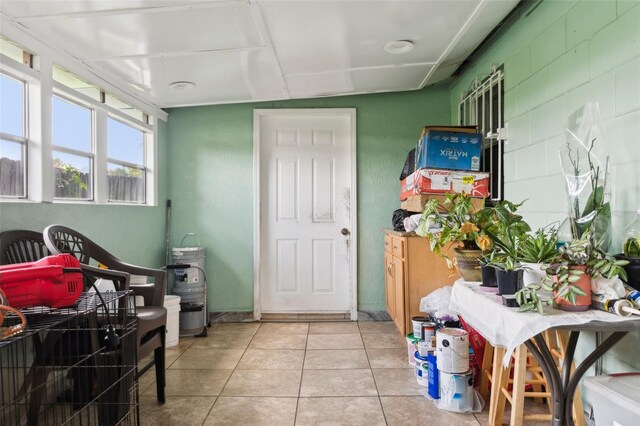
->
[
  {"left": 591, "top": 294, "right": 635, "bottom": 317},
  {"left": 623, "top": 283, "right": 640, "bottom": 307}
]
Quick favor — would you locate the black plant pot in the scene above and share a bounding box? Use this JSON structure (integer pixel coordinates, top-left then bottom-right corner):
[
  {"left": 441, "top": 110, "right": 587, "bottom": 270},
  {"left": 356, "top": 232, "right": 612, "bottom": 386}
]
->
[
  {"left": 615, "top": 254, "right": 640, "bottom": 291},
  {"left": 496, "top": 269, "right": 524, "bottom": 296},
  {"left": 481, "top": 265, "right": 498, "bottom": 287}
]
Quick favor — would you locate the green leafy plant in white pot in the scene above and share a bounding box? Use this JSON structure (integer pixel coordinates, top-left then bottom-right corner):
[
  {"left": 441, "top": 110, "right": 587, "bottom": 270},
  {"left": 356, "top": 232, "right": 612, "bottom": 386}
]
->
[{"left": 518, "top": 226, "right": 559, "bottom": 286}]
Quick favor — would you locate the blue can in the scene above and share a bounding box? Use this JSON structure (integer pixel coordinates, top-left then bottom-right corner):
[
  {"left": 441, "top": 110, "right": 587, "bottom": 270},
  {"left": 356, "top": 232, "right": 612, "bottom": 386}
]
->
[{"left": 427, "top": 353, "right": 439, "bottom": 399}]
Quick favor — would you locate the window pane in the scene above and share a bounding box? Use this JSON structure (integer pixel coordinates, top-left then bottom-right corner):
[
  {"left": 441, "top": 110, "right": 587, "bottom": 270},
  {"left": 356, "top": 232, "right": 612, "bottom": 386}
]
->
[
  {"left": 53, "top": 151, "right": 92, "bottom": 199},
  {"left": 52, "top": 96, "right": 91, "bottom": 151},
  {"left": 0, "top": 139, "right": 25, "bottom": 196},
  {"left": 0, "top": 37, "right": 25, "bottom": 64},
  {"left": 0, "top": 74, "right": 24, "bottom": 137},
  {"left": 108, "top": 163, "right": 144, "bottom": 203},
  {"left": 108, "top": 117, "right": 144, "bottom": 165}
]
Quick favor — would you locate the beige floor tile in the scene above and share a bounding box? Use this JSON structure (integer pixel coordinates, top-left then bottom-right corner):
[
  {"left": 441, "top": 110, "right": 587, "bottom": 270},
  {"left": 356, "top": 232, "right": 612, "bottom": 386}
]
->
[
  {"left": 300, "top": 369, "right": 378, "bottom": 397},
  {"left": 303, "top": 349, "right": 369, "bottom": 369},
  {"left": 306, "top": 333, "right": 364, "bottom": 350},
  {"left": 221, "top": 370, "right": 302, "bottom": 397},
  {"left": 362, "top": 333, "right": 406, "bottom": 349},
  {"left": 203, "top": 397, "right": 297, "bottom": 426},
  {"left": 308, "top": 322, "right": 360, "bottom": 334},
  {"left": 372, "top": 368, "right": 424, "bottom": 396},
  {"left": 170, "top": 348, "right": 245, "bottom": 369},
  {"left": 249, "top": 333, "right": 307, "bottom": 350},
  {"left": 381, "top": 396, "right": 480, "bottom": 426},
  {"left": 210, "top": 322, "right": 261, "bottom": 335},
  {"left": 256, "top": 322, "right": 309, "bottom": 334},
  {"left": 139, "top": 396, "right": 216, "bottom": 426},
  {"left": 138, "top": 369, "right": 157, "bottom": 394},
  {"left": 358, "top": 321, "right": 399, "bottom": 334},
  {"left": 189, "top": 332, "right": 253, "bottom": 349},
  {"left": 367, "top": 348, "right": 412, "bottom": 369},
  {"left": 236, "top": 349, "right": 305, "bottom": 370},
  {"left": 296, "top": 397, "right": 386, "bottom": 426},
  {"left": 167, "top": 336, "right": 197, "bottom": 352},
  {"left": 144, "top": 369, "right": 232, "bottom": 397},
  {"left": 474, "top": 400, "right": 551, "bottom": 426}
]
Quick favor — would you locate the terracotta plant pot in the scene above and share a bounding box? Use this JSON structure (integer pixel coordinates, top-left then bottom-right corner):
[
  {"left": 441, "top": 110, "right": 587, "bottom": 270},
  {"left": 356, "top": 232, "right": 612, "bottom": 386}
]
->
[
  {"left": 454, "top": 248, "right": 483, "bottom": 282},
  {"left": 614, "top": 254, "right": 640, "bottom": 291},
  {"left": 496, "top": 269, "right": 523, "bottom": 296},
  {"left": 481, "top": 265, "right": 498, "bottom": 287},
  {"left": 554, "top": 265, "right": 592, "bottom": 311}
]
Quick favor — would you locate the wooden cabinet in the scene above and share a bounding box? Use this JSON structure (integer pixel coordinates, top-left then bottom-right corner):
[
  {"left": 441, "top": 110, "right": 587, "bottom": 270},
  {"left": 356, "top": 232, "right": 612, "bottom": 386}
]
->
[{"left": 384, "top": 230, "right": 458, "bottom": 336}]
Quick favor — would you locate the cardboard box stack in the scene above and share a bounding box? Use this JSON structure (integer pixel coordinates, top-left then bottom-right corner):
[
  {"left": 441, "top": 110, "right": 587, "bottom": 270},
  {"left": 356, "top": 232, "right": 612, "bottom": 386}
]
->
[{"left": 400, "top": 126, "right": 488, "bottom": 214}]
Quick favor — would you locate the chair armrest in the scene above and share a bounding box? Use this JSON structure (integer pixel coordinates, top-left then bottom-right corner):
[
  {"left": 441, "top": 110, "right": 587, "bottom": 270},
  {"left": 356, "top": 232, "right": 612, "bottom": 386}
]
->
[
  {"left": 98, "top": 261, "right": 166, "bottom": 307},
  {"left": 81, "top": 264, "right": 130, "bottom": 291}
]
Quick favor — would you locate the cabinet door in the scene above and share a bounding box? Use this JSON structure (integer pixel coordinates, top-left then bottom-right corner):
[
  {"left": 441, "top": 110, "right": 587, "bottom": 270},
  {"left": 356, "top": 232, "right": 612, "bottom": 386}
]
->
[
  {"left": 393, "top": 256, "right": 406, "bottom": 335},
  {"left": 384, "top": 251, "right": 395, "bottom": 319}
]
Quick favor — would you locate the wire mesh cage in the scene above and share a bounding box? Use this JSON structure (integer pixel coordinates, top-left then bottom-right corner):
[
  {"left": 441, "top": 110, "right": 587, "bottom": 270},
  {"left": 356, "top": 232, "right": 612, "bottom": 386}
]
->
[{"left": 1, "top": 291, "right": 139, "bottom": 426}]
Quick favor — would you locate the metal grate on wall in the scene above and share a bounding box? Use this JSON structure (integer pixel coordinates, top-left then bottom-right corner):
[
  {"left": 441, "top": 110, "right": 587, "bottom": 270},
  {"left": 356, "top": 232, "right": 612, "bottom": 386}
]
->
[{"left": 458, "top": 66, "right": 505, "bottom": 202}]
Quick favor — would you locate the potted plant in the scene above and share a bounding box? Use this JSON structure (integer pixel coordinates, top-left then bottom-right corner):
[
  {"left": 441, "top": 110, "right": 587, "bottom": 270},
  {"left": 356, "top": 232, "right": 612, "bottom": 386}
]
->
[
  {"left": 490, "top": 254, "right": 524, "bottom": 296},
  {"left": 518, "top": 226, "right": 559, "bottom": 285},
  {"left": 515, "top": 231, "right": 628, "bottom": 313},
  {"left": 479, "top": 251, "right": 498, "bottom": 287},
  {"left": 418, "top": 193, "right": 490, "bottom": 282},
  {"left": 614, "top": 210, "right": 640, "bottom": 290}
]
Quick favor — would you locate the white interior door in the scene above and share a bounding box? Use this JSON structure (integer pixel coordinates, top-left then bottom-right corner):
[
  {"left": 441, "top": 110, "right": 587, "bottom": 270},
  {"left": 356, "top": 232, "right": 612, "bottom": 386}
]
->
[{"left": 255, "top": 109, "right": 356, "bottom": 316}]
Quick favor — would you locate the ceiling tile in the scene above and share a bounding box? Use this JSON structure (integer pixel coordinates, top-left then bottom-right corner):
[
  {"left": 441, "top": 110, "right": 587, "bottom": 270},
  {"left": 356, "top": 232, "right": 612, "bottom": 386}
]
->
[
  {"left": 259, "top": 0, "right": 478, "bottom": 75},
  {"left": 89, "top": 49, "right": 288, "bottom": 106},
  {"left": 285, "top": 64, "right": 433, "bottom": 99},
  {"left": 1, "top": 1, "right": 211, "bottom": 18},
  {"left": 17, "top": 2, "right": 261, "bottom": 59}
]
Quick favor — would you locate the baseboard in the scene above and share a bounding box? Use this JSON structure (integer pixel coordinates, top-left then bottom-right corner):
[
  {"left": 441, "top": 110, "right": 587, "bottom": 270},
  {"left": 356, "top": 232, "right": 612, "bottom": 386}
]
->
[{"left": 208, "top": 311, "right": 391, "bottom": 322}]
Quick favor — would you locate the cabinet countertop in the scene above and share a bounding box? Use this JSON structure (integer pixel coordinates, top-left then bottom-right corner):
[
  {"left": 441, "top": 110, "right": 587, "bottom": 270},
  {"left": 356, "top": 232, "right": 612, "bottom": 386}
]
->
[{"left": 384, "top": 229, "right": 419, "bottom": 237}]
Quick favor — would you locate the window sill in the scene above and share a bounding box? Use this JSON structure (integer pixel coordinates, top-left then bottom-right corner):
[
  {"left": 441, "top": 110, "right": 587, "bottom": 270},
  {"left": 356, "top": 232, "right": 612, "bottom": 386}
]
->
[{"left": 0, "top": 198, "right": 154, "bottom": 207}]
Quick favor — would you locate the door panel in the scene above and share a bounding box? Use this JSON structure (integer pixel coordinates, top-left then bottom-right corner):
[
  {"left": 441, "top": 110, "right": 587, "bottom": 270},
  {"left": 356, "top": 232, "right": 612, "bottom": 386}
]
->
[
  {"left": 385, "top": 251, "right": 395, "bottom": 319},
  {"left": 393, "top": 256, "right": 405, "bottom": 334},
  {"left": 259, "top": 111, "right": 354, "bottom": 313}
]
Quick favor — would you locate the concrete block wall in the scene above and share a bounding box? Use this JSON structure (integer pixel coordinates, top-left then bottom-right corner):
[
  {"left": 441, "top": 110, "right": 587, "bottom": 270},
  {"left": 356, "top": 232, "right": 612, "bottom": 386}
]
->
[{"left": 450, "top": 0, "right": 640, "bottom": 410}]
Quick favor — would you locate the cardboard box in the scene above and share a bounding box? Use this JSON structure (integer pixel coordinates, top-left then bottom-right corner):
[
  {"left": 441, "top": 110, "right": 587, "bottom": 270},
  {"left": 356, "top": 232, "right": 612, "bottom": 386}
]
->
[
  {"left": 415, "top": 126, "right": 483, "bottom": 171},
  {"left": 401, "top": 194, "right": 485, "bottom": 213},
  {"left": 400, "top": 168, "right": 490, "bottom": 200}
]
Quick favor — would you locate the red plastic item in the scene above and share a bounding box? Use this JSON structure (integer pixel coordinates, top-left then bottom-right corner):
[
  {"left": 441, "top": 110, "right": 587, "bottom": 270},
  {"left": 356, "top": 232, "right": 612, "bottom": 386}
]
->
[{"left": 0, "top": 254, "right": 83, "bottom": 309}]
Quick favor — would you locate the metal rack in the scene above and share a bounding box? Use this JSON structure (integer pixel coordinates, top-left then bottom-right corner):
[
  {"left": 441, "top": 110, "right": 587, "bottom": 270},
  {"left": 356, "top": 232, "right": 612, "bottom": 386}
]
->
[{"left": 1, "top": 291, "right": 139, "bottom": 426}]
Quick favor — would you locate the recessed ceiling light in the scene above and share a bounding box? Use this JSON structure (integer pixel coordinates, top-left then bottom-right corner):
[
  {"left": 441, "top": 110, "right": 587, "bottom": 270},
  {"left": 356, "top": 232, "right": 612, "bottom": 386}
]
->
[
  {"left": 384, "top": 40, "right": 414, "bottom": 55},
  {"left": 169, "top": 81, "right": 196, "bottom": 91}
]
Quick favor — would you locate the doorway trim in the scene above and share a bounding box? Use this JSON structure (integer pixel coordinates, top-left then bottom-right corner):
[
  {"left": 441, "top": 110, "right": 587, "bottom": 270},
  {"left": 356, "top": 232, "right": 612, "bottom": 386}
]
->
[{"left": 253, "top": 108, "right": 357, "bottom": 321}]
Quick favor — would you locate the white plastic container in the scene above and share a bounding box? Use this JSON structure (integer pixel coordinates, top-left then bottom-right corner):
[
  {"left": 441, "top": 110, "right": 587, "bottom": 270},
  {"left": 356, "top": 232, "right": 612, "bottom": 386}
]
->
[
  {"left": 439, "top": 371, "right": 474, "bottom": 412},
  {"left": 406, "top": 334, "right": 419, "bottom": 366},
  {"left": 584, "top": 373, "right": 640, "bottom": 426},
  {"left": 414, "top": 352, "right": 429, "bottom": 387},
  {"left": 164, "top": 295, "right": 181, "bottom": 347}
]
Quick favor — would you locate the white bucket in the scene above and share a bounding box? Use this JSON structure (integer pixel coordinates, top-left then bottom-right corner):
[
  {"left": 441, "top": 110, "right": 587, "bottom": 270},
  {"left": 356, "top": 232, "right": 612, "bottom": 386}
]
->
[
  {"left": 172, "top": 246, "right": 206, "bottom": 283},
  {"left": 439, "top": 371, "right": 474, "bottom": 412},
  {"left": 164, "top": 295, "right": 181, "bottom": 348},
  {"left": 406, "top": 334, "right": 419, "bottom": 366},
  {"left": 414, "top": 352, "right": 429, "bottom": 387},
  {"left": 436, "top": 328, "right": 470, "bottom": 374},
  {"left": 412, "top": 316, "right": 429, "bottom": 339}
]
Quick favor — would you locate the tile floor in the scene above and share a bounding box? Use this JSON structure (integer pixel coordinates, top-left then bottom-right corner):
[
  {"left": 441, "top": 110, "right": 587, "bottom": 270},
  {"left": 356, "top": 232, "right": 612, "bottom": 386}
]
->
[{"left": 138, "top": 321, "right": 550, "bottom": 426}]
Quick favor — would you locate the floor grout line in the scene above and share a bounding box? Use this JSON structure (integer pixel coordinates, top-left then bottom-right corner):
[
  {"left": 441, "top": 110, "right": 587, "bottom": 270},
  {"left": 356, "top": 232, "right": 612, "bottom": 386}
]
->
[
  {"left": 361, "top": 329, "right": 389, "bottom": 426},
  {"left": 293, "top": 329, "right": 309, "bottom": 425}
]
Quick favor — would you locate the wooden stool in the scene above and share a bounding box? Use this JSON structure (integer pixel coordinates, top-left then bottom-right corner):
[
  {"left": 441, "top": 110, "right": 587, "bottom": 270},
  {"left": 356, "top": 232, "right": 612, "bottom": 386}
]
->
[{"left": 481, "top": 331, "right": 586, "bottom": 426}]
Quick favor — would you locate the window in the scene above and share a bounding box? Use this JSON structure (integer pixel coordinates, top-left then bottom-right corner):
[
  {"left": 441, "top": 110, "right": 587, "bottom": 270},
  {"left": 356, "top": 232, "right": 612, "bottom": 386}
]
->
[
  {"left": 52, "top": 95, "right": 93, "bottom": 200},
  {"left": 107, "top": 117, "right": 146, "bottom": 203},
  {"left": 459, "top": 67, "right": 505, "bottom": 201},
  {"left": 1, "top": 35, "right": 159, "bottom": 204},
  {"left": 0, "top": 72, "right": 27, "bottom": 197}
]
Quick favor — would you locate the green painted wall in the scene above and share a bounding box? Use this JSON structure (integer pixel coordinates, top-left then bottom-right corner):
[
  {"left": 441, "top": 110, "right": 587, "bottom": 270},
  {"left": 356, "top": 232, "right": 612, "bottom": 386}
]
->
[
  {"left": 0, "top": 119, "right": 170, "bottom": 268},
  {"left": 166, "top": 87, "right": 451, "bottom": 312},
  {"left": 449, "top": 0, "right": 640, "bottom": 408}
]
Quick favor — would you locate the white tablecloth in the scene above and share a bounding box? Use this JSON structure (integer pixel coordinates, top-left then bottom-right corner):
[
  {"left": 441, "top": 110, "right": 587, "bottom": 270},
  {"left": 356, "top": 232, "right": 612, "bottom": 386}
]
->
[{"left": 448, "top": 279, "right": 639, "bottom": 365}]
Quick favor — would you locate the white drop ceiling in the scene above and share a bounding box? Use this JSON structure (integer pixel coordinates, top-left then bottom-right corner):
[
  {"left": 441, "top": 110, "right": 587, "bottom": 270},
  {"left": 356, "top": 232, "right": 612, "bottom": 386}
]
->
[{"left": 0, "top": 0, "right": 519, "bottom": 109}]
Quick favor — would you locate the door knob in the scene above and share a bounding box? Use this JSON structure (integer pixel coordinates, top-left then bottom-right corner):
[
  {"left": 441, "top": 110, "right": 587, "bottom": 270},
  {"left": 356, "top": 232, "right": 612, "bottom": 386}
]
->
[{"left": 341, "top": 228, "right": 350, "bottom": 236}]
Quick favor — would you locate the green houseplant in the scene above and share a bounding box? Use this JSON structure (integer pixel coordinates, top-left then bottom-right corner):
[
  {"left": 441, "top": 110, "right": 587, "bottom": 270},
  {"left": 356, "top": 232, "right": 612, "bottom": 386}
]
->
[
  {"left": 418, "top": 193, "right": 490, "bottom": 281},
  {"left": 518, "top": 226, "right": 559, "bottom": 285},
  {"left": 614, "top": 210, "right": 640, "bottom": 290},
  {"left": 515, "top": 231, "right": 628, "bottom": 313}
]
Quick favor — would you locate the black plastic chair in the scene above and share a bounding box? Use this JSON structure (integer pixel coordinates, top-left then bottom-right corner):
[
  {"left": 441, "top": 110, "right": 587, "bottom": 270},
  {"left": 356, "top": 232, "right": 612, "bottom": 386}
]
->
[{"left": 43, "top": 224, "right": 167, "bottom": 403}]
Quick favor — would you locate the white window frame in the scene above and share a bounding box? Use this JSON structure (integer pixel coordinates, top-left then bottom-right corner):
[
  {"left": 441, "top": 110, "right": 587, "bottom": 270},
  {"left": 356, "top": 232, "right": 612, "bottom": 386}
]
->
[
  {"left": 0, "top": 69, "right": 29, "bottom": 199},
  {"left": 458, "top": 66, "right": 505, "bottom": 201},
  {"left": 51, "top": 92, "right": 95, "bottom": 201}
]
